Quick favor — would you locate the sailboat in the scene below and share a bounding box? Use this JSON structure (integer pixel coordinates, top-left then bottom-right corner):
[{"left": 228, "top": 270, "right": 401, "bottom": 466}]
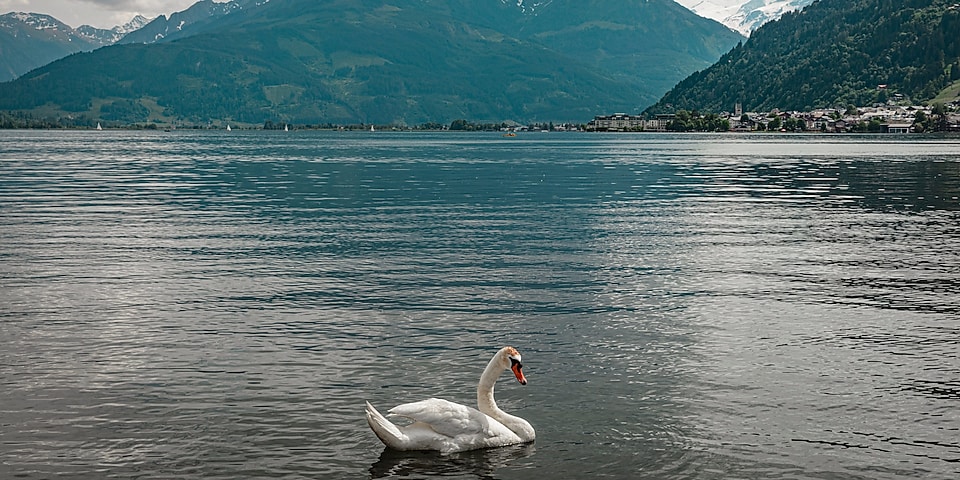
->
[
  {"left": 284, "top": 124, "right": 289, "bottom": 132},
  {"left": 370, "top": 125, "right": 375, "bottom": 132},
  {"left": 226, "top": 124, "right": 232, "bottom": 131},
  {"left": 96, "top": 122, "right": 102, "bottom": 130}
]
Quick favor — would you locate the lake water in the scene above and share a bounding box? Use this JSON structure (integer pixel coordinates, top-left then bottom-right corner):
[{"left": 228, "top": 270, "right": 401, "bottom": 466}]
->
[{"left": 1, "top": 130, "right": 958, "bottom": 479}]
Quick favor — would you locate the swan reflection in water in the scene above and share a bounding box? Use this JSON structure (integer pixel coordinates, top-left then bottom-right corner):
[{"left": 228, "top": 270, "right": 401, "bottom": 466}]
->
[{"left": 369, "top": 442, "right": 536, "bottom": 479}]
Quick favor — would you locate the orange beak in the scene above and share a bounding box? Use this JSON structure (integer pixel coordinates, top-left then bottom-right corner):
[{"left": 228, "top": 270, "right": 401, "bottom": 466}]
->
[{"left": 511, "top": 361, "right": 527, "bottom": 385}]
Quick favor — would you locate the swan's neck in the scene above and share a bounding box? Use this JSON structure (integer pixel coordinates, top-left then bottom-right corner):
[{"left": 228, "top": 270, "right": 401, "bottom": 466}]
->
[
  {"left": 476, "top": 356, "right": 504, "bottom": 416},
  {"left": 476, "top": 355, "right": 536, "bottom": 442}
]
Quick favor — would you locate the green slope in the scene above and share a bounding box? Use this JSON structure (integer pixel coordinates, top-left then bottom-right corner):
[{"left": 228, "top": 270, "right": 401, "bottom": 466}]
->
[
  {"left": 646, "top": 0, "right": 960, "bottom": 114},
  {"left": 515, "top": 0, "right": 743, "bottom": 97}
]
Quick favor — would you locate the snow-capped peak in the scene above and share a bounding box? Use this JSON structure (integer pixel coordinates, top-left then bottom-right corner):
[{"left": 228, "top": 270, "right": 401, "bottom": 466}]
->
[
  {"left": 72, "top": 14, "right": 155, "bottom": 45},
  {"left": 675, "top": 0, "right": 814, "bottom": 36},
  {"left": 114, "top": 15, "right": 152, "bottom": 36}
]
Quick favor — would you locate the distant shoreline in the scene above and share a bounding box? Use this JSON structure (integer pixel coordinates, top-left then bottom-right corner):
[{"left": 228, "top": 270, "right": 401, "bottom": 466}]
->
[{"left": 5, "top": 127, "right": 960, "bottom": 137}]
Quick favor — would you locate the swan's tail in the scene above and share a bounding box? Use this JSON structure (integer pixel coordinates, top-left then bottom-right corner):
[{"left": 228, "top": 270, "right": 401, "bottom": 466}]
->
[{"left": 365, "top": 401, "right": 406, "bottom": 449}]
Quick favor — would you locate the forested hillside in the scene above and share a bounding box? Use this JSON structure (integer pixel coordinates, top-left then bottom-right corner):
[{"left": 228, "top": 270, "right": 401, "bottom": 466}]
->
[{"left": 646, "top": 0, "right": 960, "bottom": 114}]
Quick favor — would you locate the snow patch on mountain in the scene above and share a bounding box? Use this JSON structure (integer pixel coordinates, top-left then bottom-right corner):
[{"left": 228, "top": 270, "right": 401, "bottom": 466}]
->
[
  {"left": 675, "top": 0, "right": 814, "bottom": 36},
  {"left": 123, "top": 0, "right": 250, "bottom": 43},
  {"left": 503, "top": 0, "right": 553, "bottom": 14},
  {"left": 7, "top": 12, "right": 67, "bottom": 31}
]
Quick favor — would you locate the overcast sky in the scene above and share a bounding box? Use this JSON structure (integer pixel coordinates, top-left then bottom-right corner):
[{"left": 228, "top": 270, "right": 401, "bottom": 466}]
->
[{"left": 0, "top": 0, "right": 225, "bottom": 29}]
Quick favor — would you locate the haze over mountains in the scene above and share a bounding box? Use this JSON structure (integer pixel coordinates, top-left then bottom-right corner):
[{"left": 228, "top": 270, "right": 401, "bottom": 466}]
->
[{"left": 0, "top": 0, "right": 743, "bottom": 125}]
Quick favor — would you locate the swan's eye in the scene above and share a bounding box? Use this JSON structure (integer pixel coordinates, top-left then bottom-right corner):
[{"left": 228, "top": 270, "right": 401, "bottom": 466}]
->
[{"left": 510, "top": 358, "right": 522, "bottom": 369}]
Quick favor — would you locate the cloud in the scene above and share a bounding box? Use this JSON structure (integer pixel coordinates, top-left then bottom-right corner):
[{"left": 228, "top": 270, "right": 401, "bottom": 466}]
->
[
  {"left": 77, "top": 0, "right": 196, "bottom": 11},
  {"left": 0, "top": 0, "right": 32, "bottom": 9},
  {"left": 0, "top": 0, "right": 206, "bottom": 28}
]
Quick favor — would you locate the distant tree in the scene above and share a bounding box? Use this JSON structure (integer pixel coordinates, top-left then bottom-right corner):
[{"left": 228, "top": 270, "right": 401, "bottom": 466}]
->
[
  {"left": 931, "top": 102, "right": 949, "bottom": 131},
  {"left": 666, "top": 109, "right": 729, "bottom": 132},
  {"left": 768, "top": 116, "right": 782, "bottom": 130},
  {"left": 913, "top": 110, "right": 928, "bottom": 132},
  {"left": 783, "top": 117, "right": 805, "bottom": 131}
]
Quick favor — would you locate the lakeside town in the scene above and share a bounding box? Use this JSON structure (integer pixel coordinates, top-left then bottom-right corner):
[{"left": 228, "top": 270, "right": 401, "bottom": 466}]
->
[
  {"left": 585, "top": 102, "right": 960, "bottom": 133},
  {"left": 4, "top": 100, "right": 960, "bottom": 134}
]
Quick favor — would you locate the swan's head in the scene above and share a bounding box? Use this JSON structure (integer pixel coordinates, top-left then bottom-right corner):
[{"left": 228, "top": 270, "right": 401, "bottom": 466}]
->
[{"left": 502, "top": 346, "right": 527, "bottom": 385}]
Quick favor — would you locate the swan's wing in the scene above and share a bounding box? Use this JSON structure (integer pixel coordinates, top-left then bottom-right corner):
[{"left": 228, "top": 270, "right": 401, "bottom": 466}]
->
[
  {"left": 388, "top": 398, "right": 505, "bottom": 439},
  {"left": 367, "top": 401, "right": 457, "bottom": 452}
]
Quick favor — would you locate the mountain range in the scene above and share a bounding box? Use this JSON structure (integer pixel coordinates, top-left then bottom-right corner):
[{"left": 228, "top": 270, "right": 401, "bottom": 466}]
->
[
  {"left": 6, "top": 0, "right": 951, "bottom": 126},
  {"left": 0, "top": 0, "right": 809, "bottom": 86},
  {"left": 0, "top": 0, "right": 744, "bottom": 125},
  {"left": 0, "top": 12, "right": 149, "bottom": 82},
  {"left": 0, "top": 1, "right": 273, "bottom": 82},
  {"left": 646, "top": 0, "right": 960, "bottom": 114}
]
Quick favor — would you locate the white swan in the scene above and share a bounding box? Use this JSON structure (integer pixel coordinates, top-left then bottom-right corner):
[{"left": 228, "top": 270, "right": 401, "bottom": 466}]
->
[{"left": 365, "top": 346, "right": 536, "bottom": 454}]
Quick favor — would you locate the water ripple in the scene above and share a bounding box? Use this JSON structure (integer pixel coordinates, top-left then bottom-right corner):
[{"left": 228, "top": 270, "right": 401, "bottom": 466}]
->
[{"left": 1, "top": 131, "right": 959, "bottom": 479}]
